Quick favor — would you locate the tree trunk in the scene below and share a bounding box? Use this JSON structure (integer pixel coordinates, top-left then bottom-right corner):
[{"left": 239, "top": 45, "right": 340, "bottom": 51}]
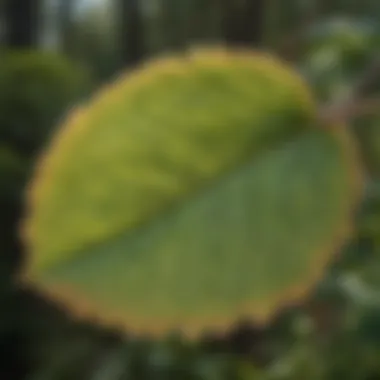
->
[
  {"left": 118, "top": 0, "right": 145, "bottom": 68},
  {"left": 160, "top": 0, "right": 188, "bottom": 51},
  {"left": 4, "top": 0, "right": 40, "bottom": 48},
  {"left": 159, "top": 0, "right": 220, "bottom": 52},
  {"left": 221, "top": 0, "right": 265, "bottom": 47},
  {"left": 57, "top": 0, "right": 74, "bottom": 54}
]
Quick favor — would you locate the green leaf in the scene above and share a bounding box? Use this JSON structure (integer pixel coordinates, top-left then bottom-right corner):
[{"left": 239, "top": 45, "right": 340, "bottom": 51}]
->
[{"left": 22, "top": 48, "right": 362, "bottom": 338}]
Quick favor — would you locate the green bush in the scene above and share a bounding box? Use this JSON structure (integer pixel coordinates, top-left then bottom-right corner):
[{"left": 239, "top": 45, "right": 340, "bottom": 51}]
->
[
  {"left": 300, "top": 17, "right": 380, "bottom": 102},
  {"left": 0, "top": 145, "right": 26, "bottom": 201},
  {"left": 0, "top": 50, "right": 92, "bottom": 286},
  {"left": 0, "top": 145, "right": 27, "bottom": 275},
  {"left": 0, "top": 49, "right": 92, "bottom": 156}
]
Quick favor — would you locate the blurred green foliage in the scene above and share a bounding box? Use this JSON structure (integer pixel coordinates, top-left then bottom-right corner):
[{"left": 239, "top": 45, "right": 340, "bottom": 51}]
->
[
  {"left": 300, "top": 17, "right": 380, "bottom": 102},
  {"left": 354, "top": 115, "right": 380, "bottom": 178},
  {"left": 0, "top": 1, "right": 380, "bottom": 380},
  {"left": 0, "top": 48, "right": 92, "bottom": 281},
  {"left": 0, "top": 50, "right": 92, "bottom": 156},
  {"left": 0, "top": 145, "right": 26, "bottom": 201}
]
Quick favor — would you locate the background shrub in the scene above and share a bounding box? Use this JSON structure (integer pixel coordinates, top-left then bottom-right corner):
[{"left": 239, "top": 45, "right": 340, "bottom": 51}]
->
[{"left": 0, "top": 50, "right": 92, "bottom": 157}]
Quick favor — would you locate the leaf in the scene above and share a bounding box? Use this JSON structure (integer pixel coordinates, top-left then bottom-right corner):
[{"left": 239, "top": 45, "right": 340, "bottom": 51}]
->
[{"left": 21, "top": 48, "right": 362, "bottom": 338}]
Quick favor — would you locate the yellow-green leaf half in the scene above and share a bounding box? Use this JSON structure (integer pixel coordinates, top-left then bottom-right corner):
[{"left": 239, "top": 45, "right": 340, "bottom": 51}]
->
[{"left": 21, "top": 48, "right": 363, "bottom": 338}]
